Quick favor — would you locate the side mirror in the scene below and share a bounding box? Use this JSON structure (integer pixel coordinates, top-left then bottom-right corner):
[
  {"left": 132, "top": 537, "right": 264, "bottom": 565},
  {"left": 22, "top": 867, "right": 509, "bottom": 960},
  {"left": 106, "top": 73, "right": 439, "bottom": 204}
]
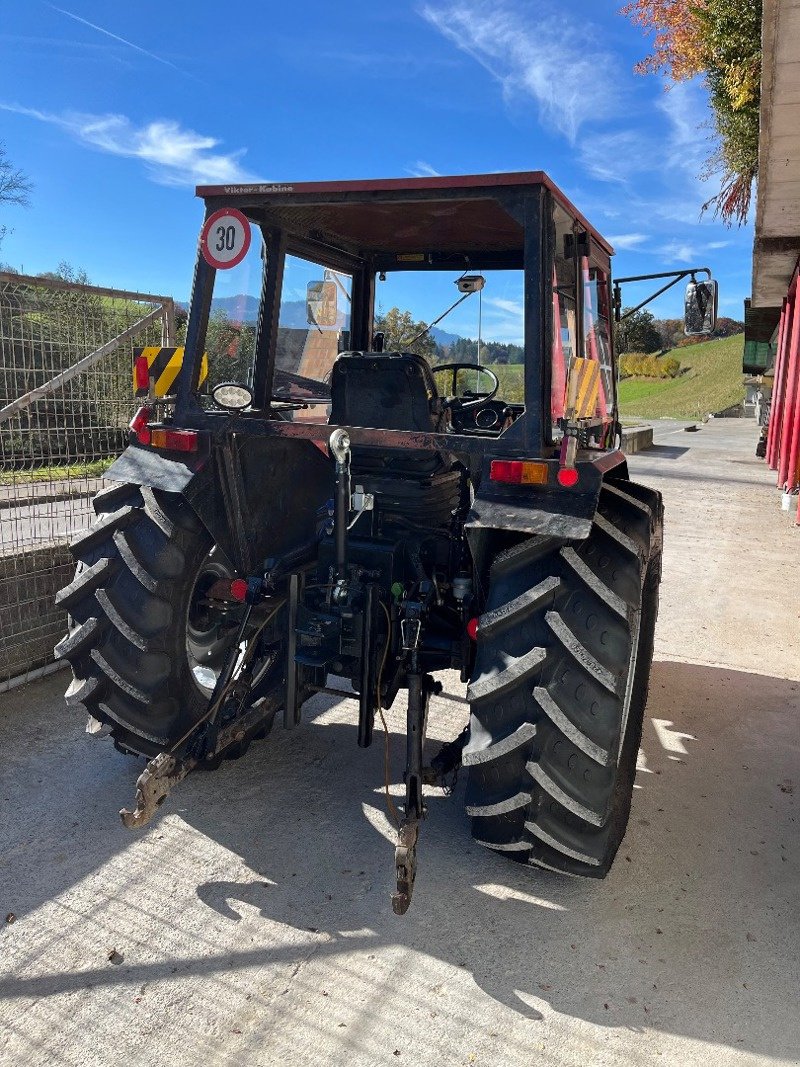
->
[
  {"left": 684, "top": 279, "right": 718, "bottom": 336},
  {"left": 306, "top": 280, "right": 338, "bottom": 328}
]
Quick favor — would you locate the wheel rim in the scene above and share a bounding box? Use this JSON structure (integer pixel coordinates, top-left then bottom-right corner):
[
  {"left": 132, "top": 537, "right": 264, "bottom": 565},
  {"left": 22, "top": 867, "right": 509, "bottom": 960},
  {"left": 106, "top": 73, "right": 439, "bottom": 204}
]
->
[{"left": 185, "top": 547, "right": 274, "bottom": 698}]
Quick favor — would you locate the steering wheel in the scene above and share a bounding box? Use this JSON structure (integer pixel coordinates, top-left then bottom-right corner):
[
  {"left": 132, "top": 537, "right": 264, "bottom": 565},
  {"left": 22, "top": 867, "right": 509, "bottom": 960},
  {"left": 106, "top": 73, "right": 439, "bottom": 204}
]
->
[{"left": 430, "top": 363, "right": 500, "bottom": 410}]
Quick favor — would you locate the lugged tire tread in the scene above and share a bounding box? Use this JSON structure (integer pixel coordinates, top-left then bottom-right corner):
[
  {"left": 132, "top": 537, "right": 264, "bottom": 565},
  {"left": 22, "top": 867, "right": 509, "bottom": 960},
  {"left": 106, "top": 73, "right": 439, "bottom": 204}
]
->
[
  {"left": 55, "top": 557, "right": 117, "bottom": 610},
  {"left": 489, "top": 536, "right": 561, "bottom": 579},
  {"left": 462, "top": 722, "right": 537, "bottom": 766},
  {"left": 545, "top": 611, "right": 619, "bottom": 695},
  {"left": 58, "top": 481, "right": 283, "bottom": 758},
  {"left": 95, "top": 588, "right": 149, "bottom": 651},
  {"left": 140, "top": 485, "right": 176, "bottom": 538},
  {"left": 54, "top": 616, "right": 100, "bottom": 660},
  {"left": 92, "top": 481, "right": 139, "bottom": 513},
  {"left": 465, "top": 483, "right": 662, "bottom": 878},
  {"left": 465, "top": 791, "right": 532, "bottom": 817},
  {"left": 560, "top": 547, "right": 628, "bottom": 619},
  {"left": 475, "top": 838, "right": 533, "bottom": 854},
  {"left": 70, "top": 505, "right": 136, "bottom": 554},
  {"left": 90, "top": 649, "right": 149, "bottom": 705},
  {"left": 593, "top": 513, "right": 642, "bottom": 558},
  {"left": 65, "top": 674, "right": 100, "bottom": 707},
  {"left": 97, "top": 701, "right": 170, "bottom": 746},
  {"left": 525, "top": 821, "right": 602, "bottom": 866},
  {"left": 467, "top": 646, "right": 547, "bottom": 704},
  {"left": 478, "top": 576, "right": 560, "bottom": 636},
  {"left": 525, "top": 759, "right": 604, "bottom": 826},
  {"left": 533, "top": 686, "right": 611, "bottom": 767},
  {"left": 112, "top": 529, "right": 158, "bottom": 592},
  {"left": 601, "top": 481, "right": 653, "bottom": 518}
]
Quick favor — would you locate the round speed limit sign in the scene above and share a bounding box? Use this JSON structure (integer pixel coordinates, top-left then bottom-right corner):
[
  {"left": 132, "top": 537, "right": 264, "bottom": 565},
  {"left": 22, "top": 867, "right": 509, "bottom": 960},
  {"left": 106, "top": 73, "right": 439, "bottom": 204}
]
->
[{"left": 200, "top": 208, "right": 252, "bottom": 269}]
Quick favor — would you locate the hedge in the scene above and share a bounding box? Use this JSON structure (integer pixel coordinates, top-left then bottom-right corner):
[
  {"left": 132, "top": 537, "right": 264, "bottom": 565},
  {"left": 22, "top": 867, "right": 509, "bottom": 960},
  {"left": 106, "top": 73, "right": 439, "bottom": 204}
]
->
[{"left": 619, "top": 354, "right": 682, "bottom": 379}]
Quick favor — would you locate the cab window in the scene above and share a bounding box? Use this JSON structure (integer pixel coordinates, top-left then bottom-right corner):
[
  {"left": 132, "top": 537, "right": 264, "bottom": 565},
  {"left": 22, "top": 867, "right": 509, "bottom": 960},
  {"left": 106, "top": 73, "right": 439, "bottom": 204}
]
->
[
  {"left": 200, "top": 224, "right": 264, "bottom": 402},
  {"left": 273, "top": 253, "right": 352, "bottom": 419}
]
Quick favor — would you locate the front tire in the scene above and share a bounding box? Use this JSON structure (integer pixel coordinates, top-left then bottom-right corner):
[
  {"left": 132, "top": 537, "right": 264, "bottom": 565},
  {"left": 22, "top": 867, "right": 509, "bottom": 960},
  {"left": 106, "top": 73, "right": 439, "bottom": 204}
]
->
[{"left": 463, "top": 479, "right": 663, "bottom": 877}]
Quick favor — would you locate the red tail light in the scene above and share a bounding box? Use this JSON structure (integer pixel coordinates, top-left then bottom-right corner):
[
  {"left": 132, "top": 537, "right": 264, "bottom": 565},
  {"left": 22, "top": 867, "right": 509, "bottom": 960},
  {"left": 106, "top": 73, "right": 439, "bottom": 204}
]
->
[
  {"left": 149, "top": 427, "right": 199, "bottom": 453},
  {"left": 557, "top": 468, "right": 580, "bottom": 487},
  {"left": 129, "top": 406, "right": 152, "bottom": 445},
  {"left": 466, "top": 617, "right": 479, "bottom": 641},
  {"left": 129, "top": 409, "right": 199, "bottom": 453},
  {"left": 490, "top": 460, "right": 548, "bottom": 485}
]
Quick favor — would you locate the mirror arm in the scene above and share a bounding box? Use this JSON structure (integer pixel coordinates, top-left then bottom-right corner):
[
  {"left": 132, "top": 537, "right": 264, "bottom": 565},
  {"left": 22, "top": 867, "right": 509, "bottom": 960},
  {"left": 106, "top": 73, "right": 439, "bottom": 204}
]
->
[{"left": 613, "top": 267, "right": 712, "bottom": 323}]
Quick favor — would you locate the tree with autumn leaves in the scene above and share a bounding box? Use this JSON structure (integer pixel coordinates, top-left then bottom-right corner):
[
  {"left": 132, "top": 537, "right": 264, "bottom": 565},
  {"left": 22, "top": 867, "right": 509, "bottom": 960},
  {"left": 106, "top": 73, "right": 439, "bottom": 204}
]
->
[{"left": 622, "top": 0, "right": 762, "bottom": 225}]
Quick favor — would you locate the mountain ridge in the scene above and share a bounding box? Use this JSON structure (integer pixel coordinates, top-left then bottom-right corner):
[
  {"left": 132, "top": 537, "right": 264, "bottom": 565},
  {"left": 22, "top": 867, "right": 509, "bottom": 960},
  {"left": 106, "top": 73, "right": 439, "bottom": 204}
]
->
[{"left": 183, "top": 294, "right": 466, "bottom": 347}]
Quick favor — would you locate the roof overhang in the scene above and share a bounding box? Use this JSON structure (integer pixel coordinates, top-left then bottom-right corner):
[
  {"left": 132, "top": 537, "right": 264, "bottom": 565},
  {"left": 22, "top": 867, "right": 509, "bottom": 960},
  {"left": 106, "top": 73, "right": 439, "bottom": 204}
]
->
[
  {"left": 194, "top": 171, "right": 615, "bottom": 258},
  {"left": 751, "top": 0, "right": 800, "bottom": 308},
  {"left": 744, "top": 297, "right": 782, "bottom": 342}
]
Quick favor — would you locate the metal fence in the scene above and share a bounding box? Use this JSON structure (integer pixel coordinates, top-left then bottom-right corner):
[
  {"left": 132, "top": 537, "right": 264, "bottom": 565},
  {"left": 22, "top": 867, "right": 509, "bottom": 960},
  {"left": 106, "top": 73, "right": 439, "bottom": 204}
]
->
[{"left": 0, "top": 271, "right": 176, "bottom": 689}]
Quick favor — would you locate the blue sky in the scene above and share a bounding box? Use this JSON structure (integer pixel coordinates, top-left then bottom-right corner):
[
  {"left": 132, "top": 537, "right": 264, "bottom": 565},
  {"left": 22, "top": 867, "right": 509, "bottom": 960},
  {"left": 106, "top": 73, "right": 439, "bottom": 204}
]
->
[{"left": 0, "top": 0, "right": 753, "bottom": 340}]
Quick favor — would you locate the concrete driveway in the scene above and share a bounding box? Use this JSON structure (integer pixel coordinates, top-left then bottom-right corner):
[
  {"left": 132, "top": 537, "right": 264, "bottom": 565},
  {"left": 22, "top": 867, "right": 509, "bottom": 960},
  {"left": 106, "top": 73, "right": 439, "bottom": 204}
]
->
[{"left": 1, "top": 419, "right": 798, "bottom": 1066}]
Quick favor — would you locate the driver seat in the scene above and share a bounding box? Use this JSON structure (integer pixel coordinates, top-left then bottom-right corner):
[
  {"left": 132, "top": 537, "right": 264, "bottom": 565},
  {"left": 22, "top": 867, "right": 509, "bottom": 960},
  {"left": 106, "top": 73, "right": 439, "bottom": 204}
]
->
[{"left": 329, "top": 350, "right": 448, "bottom": 475}]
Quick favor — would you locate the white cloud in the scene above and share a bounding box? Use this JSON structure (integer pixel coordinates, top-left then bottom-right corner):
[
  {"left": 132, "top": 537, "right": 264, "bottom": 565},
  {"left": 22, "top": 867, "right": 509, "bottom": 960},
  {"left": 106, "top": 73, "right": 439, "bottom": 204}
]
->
[
  {"left": 476, "top": 295, "right": 524, "bottom": 343},
  {"left": 579, "top": 80, "right": 712, "bottom": 227},
  {"left": 660, "top": 240, "right": 697, "bottom": 263},
  {"left": 0, "top": 103, "right": 258, "bottom": 186},
  {"left": 607, "top": 233, "right": 649, "bottom": 251},
  {"left": 656, "top": 80, "right": 711, "bottom": 178},
  {"left": 486, "top": 296, "right": 522, "bottom": 316},
  {"left": 579, "top": 130, "right": 657, "bottom": 183},
  {"left": 407, "top": 160, "right": 441, "bottom": 177},
  {"left": 420, "top": 1, "right": 620, "bottom": 143}
]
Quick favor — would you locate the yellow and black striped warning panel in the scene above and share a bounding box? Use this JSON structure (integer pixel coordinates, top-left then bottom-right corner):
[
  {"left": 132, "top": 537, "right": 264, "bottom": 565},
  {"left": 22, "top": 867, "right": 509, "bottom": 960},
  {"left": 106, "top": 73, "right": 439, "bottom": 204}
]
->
[
  {"left": 565, "top": 357, "right": 601, "bottom": 420},
  {"left": 133, "top": 347, "right": 209, "bottom": 398}
]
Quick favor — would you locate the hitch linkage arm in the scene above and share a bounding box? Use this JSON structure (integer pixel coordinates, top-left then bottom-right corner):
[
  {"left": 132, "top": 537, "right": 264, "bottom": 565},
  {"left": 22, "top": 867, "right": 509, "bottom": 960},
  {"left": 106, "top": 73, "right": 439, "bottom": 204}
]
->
[{"left": 391, "top": 588, "right": 442, "bottom": 915}]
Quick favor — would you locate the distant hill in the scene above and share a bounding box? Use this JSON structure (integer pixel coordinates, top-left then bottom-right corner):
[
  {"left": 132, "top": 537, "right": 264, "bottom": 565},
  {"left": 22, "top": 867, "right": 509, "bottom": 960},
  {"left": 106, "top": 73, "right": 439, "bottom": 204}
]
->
[
  {"left": 202, "top": 296, "right": 346, "bottom": 329},
  {"left": 190, "top": 295, "right": 479, "bottom": 349},
  {"left": 430, "top": 326, "right": 460, "bottom": 348},
  {"left": 209, "top": 294, "right": 261, "bottom": 322}
]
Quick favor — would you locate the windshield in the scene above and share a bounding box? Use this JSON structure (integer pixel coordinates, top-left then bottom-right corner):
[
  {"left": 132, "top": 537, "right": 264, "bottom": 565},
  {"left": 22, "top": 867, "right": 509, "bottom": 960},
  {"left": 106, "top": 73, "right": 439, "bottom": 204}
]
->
[
  {"left": 375, "top": 269, "right": 524, "bottom": 404},
  {"left": 268, "top": 256, "right": 525, "bottom": 424}
]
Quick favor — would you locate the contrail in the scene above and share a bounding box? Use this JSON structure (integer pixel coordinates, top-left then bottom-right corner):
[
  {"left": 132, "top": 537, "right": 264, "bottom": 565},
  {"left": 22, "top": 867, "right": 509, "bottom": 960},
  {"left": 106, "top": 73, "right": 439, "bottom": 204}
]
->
[{"left": 48, "top": 4, "right": 184, "bottom": 72}]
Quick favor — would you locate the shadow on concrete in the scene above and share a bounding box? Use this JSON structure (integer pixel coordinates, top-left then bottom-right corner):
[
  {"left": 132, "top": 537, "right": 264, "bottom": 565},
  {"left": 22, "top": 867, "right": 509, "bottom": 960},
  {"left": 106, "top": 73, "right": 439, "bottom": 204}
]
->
[
  {"left": 628, "top": 465, "right": 774, "bottom": 488},
  {"left": 643, "top": 445, "right": 690, "bottom": 460},
  {"left": 1, "top": 661, "right": 798, "bottom": 1061}
]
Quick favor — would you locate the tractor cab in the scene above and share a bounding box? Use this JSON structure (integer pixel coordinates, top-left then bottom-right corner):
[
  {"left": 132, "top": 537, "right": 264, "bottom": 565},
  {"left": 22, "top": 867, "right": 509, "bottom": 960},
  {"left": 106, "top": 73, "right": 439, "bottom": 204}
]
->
[{"left": 175, "top": 172, "right": 617, "bottom": 462}]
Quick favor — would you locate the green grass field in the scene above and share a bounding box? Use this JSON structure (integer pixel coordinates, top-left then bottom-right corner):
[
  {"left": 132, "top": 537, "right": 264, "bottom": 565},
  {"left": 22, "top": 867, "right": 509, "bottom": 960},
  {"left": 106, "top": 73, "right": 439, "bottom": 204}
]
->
[
  {"left": 617, "top": 335, "right": 745, "bottom": 419},
  {"left": 0, "top": 458, "right": 114, "bottom": 486},
  {"left": 484, "top": 334, "right": 745, "bottom": 419},
  {"left": 491, "top": 363, "right": 524, "bottom": 403}
]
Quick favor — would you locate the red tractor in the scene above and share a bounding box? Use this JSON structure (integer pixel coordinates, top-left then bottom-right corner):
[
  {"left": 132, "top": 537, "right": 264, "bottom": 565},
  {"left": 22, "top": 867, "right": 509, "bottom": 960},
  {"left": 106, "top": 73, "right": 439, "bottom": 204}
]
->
[{"left": 57, "top": 172, "right": 715, "bottom": 911}]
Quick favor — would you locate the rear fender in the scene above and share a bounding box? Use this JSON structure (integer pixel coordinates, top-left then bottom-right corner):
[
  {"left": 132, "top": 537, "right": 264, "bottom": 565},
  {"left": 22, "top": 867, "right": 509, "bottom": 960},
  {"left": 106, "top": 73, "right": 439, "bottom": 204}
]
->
[
  {"left": 466, "top": 451, "right": 628, "bottom": 543},
  {"left": 105, "top": 438, "right": 333, "bottom": 569}
]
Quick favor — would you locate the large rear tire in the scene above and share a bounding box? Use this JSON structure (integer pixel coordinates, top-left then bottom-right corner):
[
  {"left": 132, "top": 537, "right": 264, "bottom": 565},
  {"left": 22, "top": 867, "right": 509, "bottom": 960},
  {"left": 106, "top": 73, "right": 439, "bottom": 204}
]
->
[
  {"left": 55, "top": 482, "right": 280, "bottom": 757},
  {"left": 463, "top": 479, "right": 663, "bottom": 877}
]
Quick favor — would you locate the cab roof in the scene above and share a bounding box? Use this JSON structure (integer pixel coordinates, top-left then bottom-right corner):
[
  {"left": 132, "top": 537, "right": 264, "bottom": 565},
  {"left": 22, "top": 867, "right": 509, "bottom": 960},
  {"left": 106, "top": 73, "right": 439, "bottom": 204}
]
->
[{"left": 195, "top": 171, "right": 614, "bottom": 259}]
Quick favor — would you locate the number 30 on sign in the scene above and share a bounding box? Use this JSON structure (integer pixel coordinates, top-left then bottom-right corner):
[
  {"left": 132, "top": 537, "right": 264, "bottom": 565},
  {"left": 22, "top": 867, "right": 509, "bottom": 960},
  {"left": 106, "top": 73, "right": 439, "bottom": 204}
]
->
[{"left": 200, "top": 208, "right": 252, "bottom": 270}]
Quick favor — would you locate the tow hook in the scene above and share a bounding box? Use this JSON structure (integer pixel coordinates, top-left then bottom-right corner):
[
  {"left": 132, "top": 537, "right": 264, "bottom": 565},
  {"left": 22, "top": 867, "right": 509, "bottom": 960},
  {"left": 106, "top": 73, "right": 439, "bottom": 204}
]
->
[
  {"left": 120, "top": 752, "right": 188, "bottom": 829},
  {"left": 392, "top": 818, "right": 420, "bottom": 915},
  {"left": 120, "top": 701, "right": 278, "bottom": 829}
]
